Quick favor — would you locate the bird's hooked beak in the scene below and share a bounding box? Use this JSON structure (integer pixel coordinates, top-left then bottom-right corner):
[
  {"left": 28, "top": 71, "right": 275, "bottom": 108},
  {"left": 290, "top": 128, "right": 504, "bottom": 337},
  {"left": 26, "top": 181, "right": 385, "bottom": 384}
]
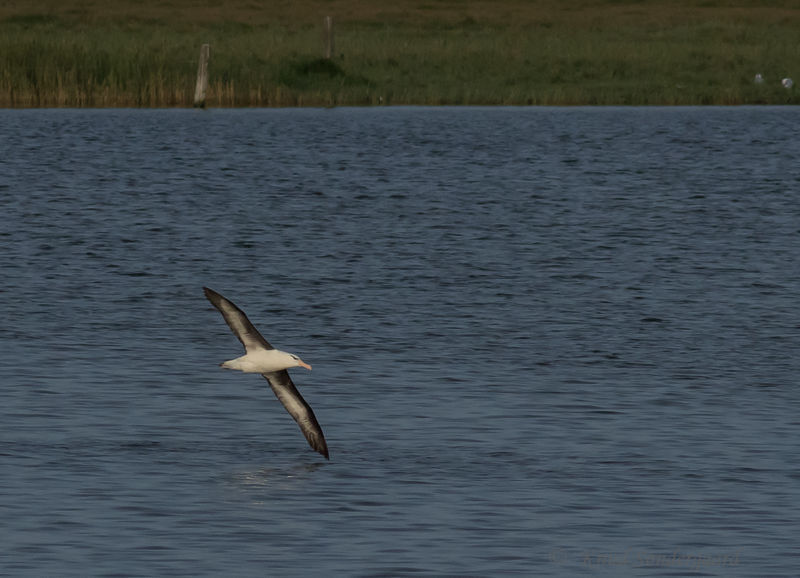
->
[{"left": 298, "top": 359, "right": 312, "bottom": 371}]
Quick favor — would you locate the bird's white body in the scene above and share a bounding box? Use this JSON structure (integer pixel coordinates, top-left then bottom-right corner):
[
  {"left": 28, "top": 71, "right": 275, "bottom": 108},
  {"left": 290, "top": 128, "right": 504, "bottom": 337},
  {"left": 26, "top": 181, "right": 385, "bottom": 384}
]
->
[{"left": 221, "top": 348, "right": 310, "bottom": 373}]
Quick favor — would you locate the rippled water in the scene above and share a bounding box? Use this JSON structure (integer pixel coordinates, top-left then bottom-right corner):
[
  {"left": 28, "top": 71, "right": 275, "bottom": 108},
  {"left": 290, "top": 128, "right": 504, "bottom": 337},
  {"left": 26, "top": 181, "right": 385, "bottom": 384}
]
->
[{"left": 2, "top": 107, "right": 800, "bottom": 577}]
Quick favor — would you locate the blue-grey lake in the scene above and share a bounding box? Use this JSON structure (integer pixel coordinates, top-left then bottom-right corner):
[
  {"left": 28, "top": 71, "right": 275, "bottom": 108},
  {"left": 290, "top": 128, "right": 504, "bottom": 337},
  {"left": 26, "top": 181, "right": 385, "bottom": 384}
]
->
[{"left": 1, "top": 106, "right": 799, "bottom": 577}]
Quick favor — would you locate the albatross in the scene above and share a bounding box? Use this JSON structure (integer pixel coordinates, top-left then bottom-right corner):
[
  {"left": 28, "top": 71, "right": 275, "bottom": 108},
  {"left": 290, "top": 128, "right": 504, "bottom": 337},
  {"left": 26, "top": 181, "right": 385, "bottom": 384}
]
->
[{"left": 203, "top": 287, "right": 329, "bottom": 459}]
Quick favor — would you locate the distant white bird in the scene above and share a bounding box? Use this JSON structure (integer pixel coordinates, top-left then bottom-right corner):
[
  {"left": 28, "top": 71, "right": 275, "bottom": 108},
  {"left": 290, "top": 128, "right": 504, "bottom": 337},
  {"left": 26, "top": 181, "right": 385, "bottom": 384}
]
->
[
  {"left": 782, "top": 78, "right": 794, "bottom": 89},
  {"left": 754, "top": 73, "right": 764, "bottom": 84},
  {"left": 204, "top": 287, "right": 329, "bottom": 459}
]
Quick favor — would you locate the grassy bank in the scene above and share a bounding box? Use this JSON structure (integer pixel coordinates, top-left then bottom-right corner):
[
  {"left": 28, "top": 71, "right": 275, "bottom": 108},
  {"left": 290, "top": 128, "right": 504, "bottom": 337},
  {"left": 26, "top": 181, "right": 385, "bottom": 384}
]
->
[{"left": 1, "top": 0, "right": 799, "bottom": 106}]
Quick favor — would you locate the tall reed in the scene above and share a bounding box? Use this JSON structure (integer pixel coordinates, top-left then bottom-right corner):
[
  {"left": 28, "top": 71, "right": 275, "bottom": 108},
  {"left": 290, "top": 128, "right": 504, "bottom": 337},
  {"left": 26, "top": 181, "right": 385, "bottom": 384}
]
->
[{"left": 1, "top": 4, "right": 798, "bottom": 107}]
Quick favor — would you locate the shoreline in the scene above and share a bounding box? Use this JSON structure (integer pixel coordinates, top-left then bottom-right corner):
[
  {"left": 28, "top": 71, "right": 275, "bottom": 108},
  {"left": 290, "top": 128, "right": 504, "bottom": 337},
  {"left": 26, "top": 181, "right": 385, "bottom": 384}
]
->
[
  {"left": 4, "top": 104, "right": 800, "bottom": 112},
  {"left": 2, "top": 1, "right": 799, "bottom": 108}
]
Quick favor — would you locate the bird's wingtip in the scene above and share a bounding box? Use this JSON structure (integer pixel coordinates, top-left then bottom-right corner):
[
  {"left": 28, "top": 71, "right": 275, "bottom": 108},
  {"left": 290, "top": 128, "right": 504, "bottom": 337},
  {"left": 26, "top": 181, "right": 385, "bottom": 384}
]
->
[
  {"left": 203, "top": 287, "right": 221, "bottom": 303},
  {"left": 314, "top": 441, "right": 330, "bottom": 460}
]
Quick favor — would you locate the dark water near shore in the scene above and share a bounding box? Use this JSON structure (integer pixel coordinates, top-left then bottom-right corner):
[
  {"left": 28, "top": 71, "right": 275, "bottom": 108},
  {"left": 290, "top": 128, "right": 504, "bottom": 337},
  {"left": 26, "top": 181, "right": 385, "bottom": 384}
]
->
[{"left": 1, "top": 107, "right": 800, "bottom": 577}]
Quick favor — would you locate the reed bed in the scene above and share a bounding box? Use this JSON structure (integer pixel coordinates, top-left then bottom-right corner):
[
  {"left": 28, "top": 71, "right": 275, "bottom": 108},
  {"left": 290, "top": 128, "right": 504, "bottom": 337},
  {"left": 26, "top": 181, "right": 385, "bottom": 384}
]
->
[{"left": 1, "top": 1, "right": 799, "bottom": 107}]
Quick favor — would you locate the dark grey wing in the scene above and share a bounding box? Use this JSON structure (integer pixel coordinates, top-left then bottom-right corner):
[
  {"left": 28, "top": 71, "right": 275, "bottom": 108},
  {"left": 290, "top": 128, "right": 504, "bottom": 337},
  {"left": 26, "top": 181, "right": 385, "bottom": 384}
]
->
[
  {"left": 262, "top": 370, "right": 329, "bottom": 460},
  {"left": 204, "top": 287, "right": 273, "bottom": 352}
]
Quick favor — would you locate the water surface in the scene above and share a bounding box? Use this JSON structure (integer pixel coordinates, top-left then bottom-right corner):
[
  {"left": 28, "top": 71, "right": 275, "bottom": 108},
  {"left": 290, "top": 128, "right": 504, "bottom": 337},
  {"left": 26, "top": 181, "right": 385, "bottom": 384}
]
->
[{"left": 1, "top": 107, "right": 799, "bottom": 577}]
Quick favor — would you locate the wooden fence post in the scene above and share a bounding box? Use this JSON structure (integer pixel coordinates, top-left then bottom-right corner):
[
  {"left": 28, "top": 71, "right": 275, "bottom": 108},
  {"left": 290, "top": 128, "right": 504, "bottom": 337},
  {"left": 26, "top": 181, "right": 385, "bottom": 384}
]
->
[
  {"left": 323, "top": 16, "right": 334, "bottom": 59},
  {"left": 193, "top": 44, "right": 210, "bottom": 108}
]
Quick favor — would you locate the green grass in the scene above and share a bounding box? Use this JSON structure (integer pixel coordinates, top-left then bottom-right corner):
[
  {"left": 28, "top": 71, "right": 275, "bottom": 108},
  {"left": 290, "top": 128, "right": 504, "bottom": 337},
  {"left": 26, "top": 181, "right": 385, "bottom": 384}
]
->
[{"left": 1, "top": 1, "right": 799, "bottom": 106}]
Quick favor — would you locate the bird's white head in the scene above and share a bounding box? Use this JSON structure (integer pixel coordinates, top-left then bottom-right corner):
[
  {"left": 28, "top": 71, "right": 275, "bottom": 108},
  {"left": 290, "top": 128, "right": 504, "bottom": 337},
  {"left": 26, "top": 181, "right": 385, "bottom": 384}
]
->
[{"left": 285, "top": 351, "right": 312, "bottom": 371}]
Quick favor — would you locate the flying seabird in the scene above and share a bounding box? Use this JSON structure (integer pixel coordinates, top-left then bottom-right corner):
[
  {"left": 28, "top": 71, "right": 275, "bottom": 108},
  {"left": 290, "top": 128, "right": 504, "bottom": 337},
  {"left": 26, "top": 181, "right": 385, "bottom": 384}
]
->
[{"left": 203, "top": 287, "right": 329, "bottom": 459}]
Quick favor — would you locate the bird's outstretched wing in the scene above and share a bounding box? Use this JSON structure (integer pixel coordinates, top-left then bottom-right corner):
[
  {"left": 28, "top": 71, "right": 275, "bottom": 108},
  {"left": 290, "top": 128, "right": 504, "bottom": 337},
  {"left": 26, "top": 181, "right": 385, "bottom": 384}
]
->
[
  {"left": 263, "top": 370, "right": 329, "bottom": 460},
  {"left": 203, "top": 287, "right": 273, "bottom": 352}
]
